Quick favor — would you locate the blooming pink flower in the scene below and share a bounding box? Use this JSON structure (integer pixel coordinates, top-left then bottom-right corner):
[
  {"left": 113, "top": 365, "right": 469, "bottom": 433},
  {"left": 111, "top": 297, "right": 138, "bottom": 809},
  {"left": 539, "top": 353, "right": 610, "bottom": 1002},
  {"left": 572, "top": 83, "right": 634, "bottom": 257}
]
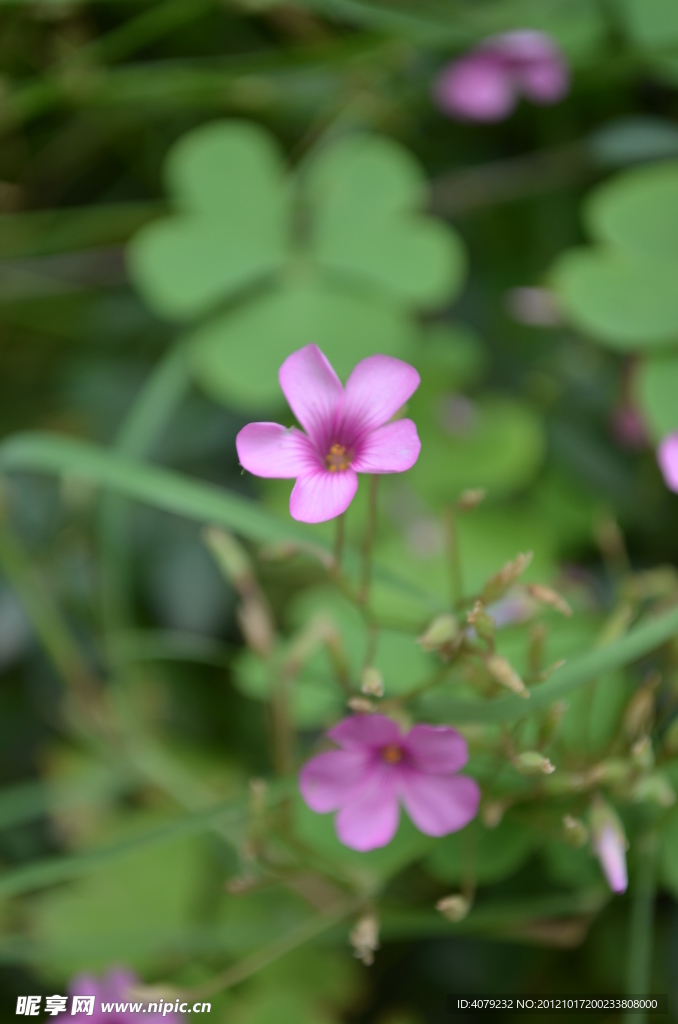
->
[
  {"left": 658, "top": 433, "right": 678, "bottom": 492},
  {"left": 299, "top": 715, "right": 480, "bottom": 851},
  {"left": 236, "top": 345, "right": 421, "bottom": 523},
  {"left": 434, "top": 31, "right": 569, "bottom": 122},
  {"left": 69, "top": 969, "right": 181, "bottom": 1023}
]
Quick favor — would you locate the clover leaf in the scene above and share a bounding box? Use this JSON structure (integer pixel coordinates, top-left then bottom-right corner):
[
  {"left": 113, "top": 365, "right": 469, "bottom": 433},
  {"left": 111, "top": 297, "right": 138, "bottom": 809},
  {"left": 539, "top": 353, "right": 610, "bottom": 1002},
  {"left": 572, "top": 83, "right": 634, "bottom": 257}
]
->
[
  {"left": 128, "top": 122, "right": 290, "bottom": 321},
  {"left": 552, "top": 161, "right": 678, "bottom": 349},
  {"left": 128, "top": 120, "right": 466, "bottom": 409}
]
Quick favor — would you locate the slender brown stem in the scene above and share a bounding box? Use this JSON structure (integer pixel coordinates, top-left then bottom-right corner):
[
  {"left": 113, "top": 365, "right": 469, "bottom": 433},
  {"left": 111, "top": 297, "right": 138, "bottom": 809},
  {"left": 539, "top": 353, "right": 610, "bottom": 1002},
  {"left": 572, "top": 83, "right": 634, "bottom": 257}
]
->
[{"left": 359, "top": 475, "right": 379, "bottom": 605}]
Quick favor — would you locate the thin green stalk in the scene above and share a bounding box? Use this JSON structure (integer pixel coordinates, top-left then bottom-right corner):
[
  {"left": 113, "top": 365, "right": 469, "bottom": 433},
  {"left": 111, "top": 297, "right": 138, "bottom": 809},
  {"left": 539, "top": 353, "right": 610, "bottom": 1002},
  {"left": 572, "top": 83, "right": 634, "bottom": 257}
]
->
[
  {"left": 444, "top": 503, "right": 462, "bottom": 608},
  {"left": 332, "top": 511, "right": 345, "bottom": 576},
  {"left": 99, "top": 343, "right": 190, "bottom": 681},
  {"left": 0, "top": 510, "right": 100, "bottom": 709},
  {"left": 178, "top": 896, "right": 364, "bottom": 1001},
  {"left": 358, "top": 475, "right": 379, "bottom": 605},
  {"left": 624, "top": 832, "right": 658, "bottom": 1023}
]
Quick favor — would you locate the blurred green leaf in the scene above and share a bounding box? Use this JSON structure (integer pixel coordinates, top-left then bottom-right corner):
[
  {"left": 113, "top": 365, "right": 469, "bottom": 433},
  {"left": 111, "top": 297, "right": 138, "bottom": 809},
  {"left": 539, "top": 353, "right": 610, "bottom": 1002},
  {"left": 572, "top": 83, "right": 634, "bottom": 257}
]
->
[
  {"left": 408, "top": 395, "right": 546, "bottom": 500},
  {"left": 552, "top": 248, "right": 678, "bottom": 349},
  {"left": 425, "top": 817, "right": 536, "bottom": 886},
  {"left": 307, "top": 136, "right": 465, "bottom": 306},
  {"left": 585, "top": 161, "right": 678, "bottom": 261},
  {"left": 189, "top": 279, "right": 416, "bottom": 409},
  {"left": 29, "top": 812, "right": 211, "bottom": 973},
  {"left": 128, "top": 122, "right": 290, "bottom": 320},
  {"left": 634, "top": 351, "right": 678, "bottom": 439},
  {"left": 619, "top": 0, "right": 678, "bottom": 46}
]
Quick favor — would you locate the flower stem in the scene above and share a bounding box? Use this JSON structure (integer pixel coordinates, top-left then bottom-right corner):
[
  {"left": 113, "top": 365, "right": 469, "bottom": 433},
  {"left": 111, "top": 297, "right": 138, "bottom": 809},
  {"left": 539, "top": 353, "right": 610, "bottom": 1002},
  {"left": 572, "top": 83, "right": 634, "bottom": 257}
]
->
[
  {"left": 359, "top": 475, "right": 379, "bottom": 605},
  {"left": 444, "top": 503, "right": 463, "bottom": 608},
  {"left": 332, "top": 511, "right": 345, "bottom": 576},
  {"left": 624, "top": 830, "right": 658, "bottom": 1022}
]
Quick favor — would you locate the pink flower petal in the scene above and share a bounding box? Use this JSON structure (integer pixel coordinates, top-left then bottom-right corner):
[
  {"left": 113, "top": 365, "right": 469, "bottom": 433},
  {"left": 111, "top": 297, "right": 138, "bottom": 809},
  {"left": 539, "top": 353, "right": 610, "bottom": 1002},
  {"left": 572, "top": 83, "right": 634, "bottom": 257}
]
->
[
  {"left": 236, "top": 423, "right": 318, "bottom": 478},
  {"left": 289, "top": 469, "right": 358, "bottom": 523},
  {"left": 658, "top": 433, "right": 678, "bottom": 492},
  {"left": 100, "top": 969, "right": 137, "bottom": 1003},
  {"left": 404, "top": 725, "right": 469, "bottom": 774},
  {"left": 518, "top": 59, "right": 569, "bottom": 104},
  {"left": 328, "top": 714, "right": 403, "bottom": 751},
  {"left": 342, "top": 355, "right": 421, "bottom": 434},
  {"left": 486, "top": 30, "right": 560, "bottom": 63},
  {"left": 352, "top": 419, "right": 421, "bottom": 474},
  {"left": 299, "top": 749, "right": 371, "bottom": 812},
  {"left": 335, "top": 772, "right": 400, "bottom": 851},
  {"left": 434, "top": 55, "right": 516, "bottom": 122},
  {"left": 398, "top": 772, "right": 480, "bottom": 837},
  {"left": 279, "top": 344, "right": 343, "bottom": 442}
]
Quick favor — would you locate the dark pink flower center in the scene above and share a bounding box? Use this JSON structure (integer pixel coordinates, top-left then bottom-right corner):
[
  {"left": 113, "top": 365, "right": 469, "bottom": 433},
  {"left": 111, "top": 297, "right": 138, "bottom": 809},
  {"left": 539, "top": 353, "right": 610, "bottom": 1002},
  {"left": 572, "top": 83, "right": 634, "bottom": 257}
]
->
[
  {"left": 325, "top": 443, "right": 352, "bottom": 473},
  {"left": 381, "top": 744, "right": 404, "bottom": 764}
]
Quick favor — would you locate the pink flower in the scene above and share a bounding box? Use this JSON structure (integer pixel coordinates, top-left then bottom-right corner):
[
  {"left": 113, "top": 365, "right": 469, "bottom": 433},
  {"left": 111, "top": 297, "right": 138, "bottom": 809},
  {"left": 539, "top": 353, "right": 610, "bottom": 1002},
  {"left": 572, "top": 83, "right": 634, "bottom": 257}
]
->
[
  {"left": 434, "top": 31, "right": 569, "bottom": 122},
  {"left": 69, "top": 969, "right": 181, "bottom": 1023},
  {"left": 658, "top": 433, "right": 678, "bottom": 492},
  {"left": 299, "top": 715, "right": 480, "bottom": 851},
  {"left": 235, "top": 345, "right": 421, "bottom": 524},
  {"left": 590, "top": 798, "right": 628, "bottom": 894}
]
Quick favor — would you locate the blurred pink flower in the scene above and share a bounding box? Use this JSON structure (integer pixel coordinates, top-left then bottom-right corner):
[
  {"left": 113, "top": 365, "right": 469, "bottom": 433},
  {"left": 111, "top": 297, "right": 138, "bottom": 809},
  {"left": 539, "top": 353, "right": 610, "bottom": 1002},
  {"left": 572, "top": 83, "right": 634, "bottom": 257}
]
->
[
  {"left": 658, "top": 433, "right": 678, "bottom": 492},
  {"left": 434, "top": 31, "right": 569, "bottom": 122},
  {"left": 590, "top": 798, "right": 628, "bottom": 894},
  {"left": 299, "top": 715, "right": 480, "bottom": 851},
  {"left": 236, "top": 345, "right": 421, "bottom": 523},
  {"left": 70, "top": 969, "right": 181, "bottom": 1023}
]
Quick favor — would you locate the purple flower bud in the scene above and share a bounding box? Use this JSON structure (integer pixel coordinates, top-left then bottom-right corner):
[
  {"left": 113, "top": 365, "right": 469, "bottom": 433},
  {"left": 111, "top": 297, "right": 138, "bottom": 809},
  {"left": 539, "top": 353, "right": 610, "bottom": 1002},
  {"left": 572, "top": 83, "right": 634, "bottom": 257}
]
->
[{"left": 434, "top": 31, "right": 569, "bottom": 122}]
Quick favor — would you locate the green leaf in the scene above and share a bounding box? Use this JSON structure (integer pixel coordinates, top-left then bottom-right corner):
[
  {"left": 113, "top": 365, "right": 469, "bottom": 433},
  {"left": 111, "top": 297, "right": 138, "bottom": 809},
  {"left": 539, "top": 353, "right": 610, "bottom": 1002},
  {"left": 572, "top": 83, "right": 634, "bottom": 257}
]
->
[
  {"left": 305, "top": 135, "right": 426, "bottom": 217},
  {"left": 29, "top": 812, "right": 212, "bottom": 973},
  {"left": 408, "top": 394, "right": 546, "bottom": 500},
  {"left": 306, "top": 135, "right": 466, "bottom": 306},
  {"left": 189, "top": 278, "right": 416, "bottom": 409},
  {"left": 128, "top": 121, "right": 290, "bottom": 320},
  {"left": 619, "top": 0, "right": 678, "bottom": 47},
  {"left": 634, "top": 351, "right": 678, "bottom": 439},
  {"left": 233, "top": 648, "right": 344, "bottom": 728},
  {"left": 551, "top": 248, "right": 678, "bottom": 349},
  {"left": 425, "top": 817, "right": 535, "bottom": 886},
  {"left": 585, "top": 160, "right": 678, "bottom": 261}
]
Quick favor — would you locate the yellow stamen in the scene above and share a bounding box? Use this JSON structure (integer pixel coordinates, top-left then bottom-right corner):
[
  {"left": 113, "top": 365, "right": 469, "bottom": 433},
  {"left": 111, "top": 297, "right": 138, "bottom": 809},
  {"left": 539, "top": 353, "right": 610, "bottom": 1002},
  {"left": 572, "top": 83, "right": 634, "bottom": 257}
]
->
[
  {"left": 382, "top": 745, "right": 403, "bottom": 764},
  {"left": 325, "top": 443, "right": 351, "bottom": 473}
]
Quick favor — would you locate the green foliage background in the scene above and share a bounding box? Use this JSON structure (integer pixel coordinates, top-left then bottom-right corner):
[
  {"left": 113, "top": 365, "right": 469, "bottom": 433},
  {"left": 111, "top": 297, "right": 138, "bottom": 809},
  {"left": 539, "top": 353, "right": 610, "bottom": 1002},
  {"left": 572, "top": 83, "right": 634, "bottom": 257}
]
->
[{"left": 2, "top": 1, "right": 678, "bottom": 1022}]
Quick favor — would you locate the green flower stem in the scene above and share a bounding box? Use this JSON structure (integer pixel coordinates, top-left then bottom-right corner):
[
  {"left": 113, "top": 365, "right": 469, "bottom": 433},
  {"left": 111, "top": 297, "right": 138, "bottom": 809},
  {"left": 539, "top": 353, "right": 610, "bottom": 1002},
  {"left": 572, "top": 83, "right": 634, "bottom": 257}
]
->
[
  {"left": 99, "top": 343, "right": 190, "bottom": 682},
  {"left": 332, "top": 511, "right": 345, "bottom": 576},
  {"left": 444, "top": 503, "right": 463, "bottom": 608},
  {"left": 358, "top": 474, "right": 379, "bottom": 606},
  {"left": 624, "top": 831, "right": 658, "bottom": 1023},
  {"left": 0, "top": 506, "right": 101, "bottom": 713}
]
